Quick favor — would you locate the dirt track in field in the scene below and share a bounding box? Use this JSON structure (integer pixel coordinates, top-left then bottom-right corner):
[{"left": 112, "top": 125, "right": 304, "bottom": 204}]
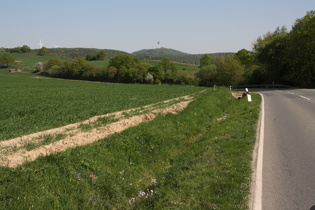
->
[{"left": 0, "top": 95, "right": 194, "bottom": 168}]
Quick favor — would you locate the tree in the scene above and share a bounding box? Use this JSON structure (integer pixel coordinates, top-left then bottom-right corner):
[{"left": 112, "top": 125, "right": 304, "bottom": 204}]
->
[
  {"left": 45, "top": 58, "right": 63, "bottom": 70},
  {"left": 107, "top": 54, "right": 151, "bottom": 83},
  {"left": 217, "top": 56, "right": 245, "bottom": 85},
  {"left": 108, "top": 54, "right": 139, "bottom": 70},
  {"left": 71, "top": 57, "right": 91, "bottom": 77},
  {"left": 96, "top": 50, "right": 106, "bottom": 60},
  {"left": 252, "top": 11, "right": 315, "bottom": 87},
  {"left": 106, "top": 66, "right": 118, "bottom": 81},
  {"left": 286, "top": 10, "right": 315, "bottom": 87},
  {"left": 157, "top": 58, "right": 179, "bottom": 83},
  {"left": 38, "top": 47, "right": 48, "bottom": 56},
  {"left": 196, "top": 64, "right": 218, "bottom": 86},
  {"left": 35, "top": 62, "right": 44, "bottom": 72},
  {"left": 9, "top": 47, "right": 22, "bottom": 53},
  {"left": 0, "top": 54, "right": 15, "bottom": 67},
  {"left": 159, "top": 58, "right": 177, "bottom": 73},
  {"left": 21, "top": 45, "right": 31, "bottom": 53},
  {"left": 235, "top": 49, "right": 260, "bottom": 84},
  {"left": 235, "top": 49, "right": 254, "bottom": 67},
  {"left": 85, "top": 54, "right": 96, "bottom": 61},
  {"left": 253, "top": 28, "right": 289, "bottom": 84},
  {"left": 148, "top": 66, "right": 165, "bottom": 83},
  {"left": 199, "top": 54, "right": 211, "bottom": 68},
  {"left": 145, "top": 73, "right": 154, "bottom": 84},
  {"left": 86, "top": 50, "right": 107, "bottom": 61}
]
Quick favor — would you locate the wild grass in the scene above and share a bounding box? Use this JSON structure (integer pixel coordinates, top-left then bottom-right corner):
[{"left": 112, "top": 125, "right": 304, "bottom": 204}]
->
[{"left": 0, "top": 86, "right": 261, "bottom": 209}]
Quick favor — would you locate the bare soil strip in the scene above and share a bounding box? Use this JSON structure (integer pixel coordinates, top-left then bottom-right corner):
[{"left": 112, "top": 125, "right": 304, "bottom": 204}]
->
[{"left": 0, "top": 95, "right": 193, "bottom": 168}]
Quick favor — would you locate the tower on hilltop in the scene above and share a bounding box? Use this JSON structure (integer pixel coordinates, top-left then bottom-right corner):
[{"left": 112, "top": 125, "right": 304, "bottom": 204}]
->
[{"left": 157, "top": 40, "right": 161, "bottom": 49}]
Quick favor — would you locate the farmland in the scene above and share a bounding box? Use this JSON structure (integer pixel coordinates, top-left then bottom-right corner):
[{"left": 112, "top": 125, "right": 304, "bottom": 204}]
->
[
  {"left": 0, "top": 69, "right": 204, "bottom": 141},
  {"left": 0, "top": 70, "right": 261, "bottom": 209}
]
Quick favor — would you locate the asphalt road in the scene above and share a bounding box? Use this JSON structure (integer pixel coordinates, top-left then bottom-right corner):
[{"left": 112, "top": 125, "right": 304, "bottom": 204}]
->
[{"left": 258, "top": 89, "right": 315, "bottom": 210}]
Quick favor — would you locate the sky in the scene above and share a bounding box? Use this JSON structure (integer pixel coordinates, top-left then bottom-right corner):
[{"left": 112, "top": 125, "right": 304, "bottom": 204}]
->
[{"left": 1, "top": 0, "right": 314, "bottom": 54}]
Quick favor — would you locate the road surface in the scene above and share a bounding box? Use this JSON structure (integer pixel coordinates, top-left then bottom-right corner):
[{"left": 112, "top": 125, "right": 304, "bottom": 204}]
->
[{"left": 257, "top": 89, "right": 315, "bottom": 210}]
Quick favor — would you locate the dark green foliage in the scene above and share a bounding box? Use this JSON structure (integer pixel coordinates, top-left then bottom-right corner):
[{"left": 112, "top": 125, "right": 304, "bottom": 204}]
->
[
  {"left": 107, "top": 54, "right": 151, "bottom": 83},
  {"left": 0, "top": 54, "right": 15, "bottom": 67},
  {"left": 196, "top": 64, "right": 218, "bottom": 86},
  {"left": 38, "top": 47, "right": 48, "bottom": 56},
  {"left": 5, "top": 45, "right": 32, "bottom": 53},
  {"left": 148, "top": 66, "right": 165, "bottom": 83},
  {"left": 196, "top": 56, "right": 245, "bottom": 86},
  {"left": 45, "top": 58, "right": 63, "bottom": 70},
  {"left": 85, "top": 50, "right": 106, "bottom": 61},
  {"left": 41, "top": 54, "right": 197, "bottom": 85},
  {"left": 46, "top": 48, "right": 128, "bottom": 60},
  {"left": 286, "top": 11, "right": 315, "bottom": 87},
  {"left": 21, "top": 45, "right": 31, "bottom": 53},
  {"left": 199, "top": 54, "right": 212, "bottom": 68},
  {"left": 235, "top": 49, "right": 255, "bottom": 68},
  {"left": 252, "top": 10, "right": 315, "bottom": 87},
  {"left": 132, "top": 48, "right": 234, "bottom": 65}
]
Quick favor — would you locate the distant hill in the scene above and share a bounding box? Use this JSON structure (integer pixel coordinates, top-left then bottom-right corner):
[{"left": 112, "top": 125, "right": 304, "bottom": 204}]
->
[
  {"left": 132, "top": 48, "right": 234, "bottom": 65},
  {"left": 32, "top": 47, "right": 234, "bottom": 65},
  {"left": 35, "top": 48, "right": 130, "bottom": 59},
  {"left": 132, "top": 48, "right": 188, "bottom": 57}
]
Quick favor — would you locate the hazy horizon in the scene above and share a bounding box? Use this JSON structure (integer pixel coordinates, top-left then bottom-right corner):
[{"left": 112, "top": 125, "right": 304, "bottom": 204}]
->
[{"left": 1, "top": 0, "right": 314, "bottom": 54}]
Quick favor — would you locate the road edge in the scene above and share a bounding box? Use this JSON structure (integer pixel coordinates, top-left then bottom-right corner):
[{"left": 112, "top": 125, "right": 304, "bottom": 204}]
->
[{"left": 249, "top": 93, "right": 264, "bottom": 210}]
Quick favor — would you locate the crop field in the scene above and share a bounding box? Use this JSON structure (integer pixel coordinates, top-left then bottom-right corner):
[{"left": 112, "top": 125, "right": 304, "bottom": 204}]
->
[
  {"left": 0, "top": 69, "right": 204, "bottom": 141},
  {"left": 0, "top": 70, "right": 261, "bottom": 209}
]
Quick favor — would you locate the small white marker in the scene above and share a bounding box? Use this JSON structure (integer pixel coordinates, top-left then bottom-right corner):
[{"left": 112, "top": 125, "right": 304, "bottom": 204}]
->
[
  {"left": 247, "top": 94, "right": 252, "bottom": 102},
  {"left": 245, "top": 88, "right": 252, "bottom": 102}
]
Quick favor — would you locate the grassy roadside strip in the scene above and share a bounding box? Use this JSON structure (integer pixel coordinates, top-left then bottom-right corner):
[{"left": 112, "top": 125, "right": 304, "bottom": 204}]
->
[{"left": 0, "top": 87, "right": 261, "bottom": 209}]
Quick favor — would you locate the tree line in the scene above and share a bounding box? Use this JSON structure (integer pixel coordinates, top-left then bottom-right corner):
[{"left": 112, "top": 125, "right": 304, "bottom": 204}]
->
[
  {"left": 38, "top": 55, "right": 199, "bottom": 85},
  {"left": 197, "top": 10, "right": 315, "bottom": 88},
  {"left": 252, "top": 11, "right": 315, "bottom": 88}
]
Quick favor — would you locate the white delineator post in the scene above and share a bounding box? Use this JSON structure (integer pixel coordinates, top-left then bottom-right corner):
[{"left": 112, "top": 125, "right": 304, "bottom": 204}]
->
[{"left": 246, "top": 88, "right": 252, "bottom": 102}]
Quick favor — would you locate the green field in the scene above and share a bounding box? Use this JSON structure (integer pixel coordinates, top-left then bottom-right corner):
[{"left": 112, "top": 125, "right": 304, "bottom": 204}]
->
[
  {"left": 0, "top": 52, "right": 70, "bottom": 71},
  {"left": 0, "top": 69, "right": 204, "bottom": 141},
  {"left": 0, "top": 70, "right": 261, "bottom": 209}
]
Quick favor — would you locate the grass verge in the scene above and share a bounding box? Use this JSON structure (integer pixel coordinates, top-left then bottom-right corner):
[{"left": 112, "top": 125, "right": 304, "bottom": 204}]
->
[{"left": 0, "top": 87, "right": 261, "bottom": 209}]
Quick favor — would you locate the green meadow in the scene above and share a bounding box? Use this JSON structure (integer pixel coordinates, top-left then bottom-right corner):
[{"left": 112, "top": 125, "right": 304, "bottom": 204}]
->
[{"left": 0, "top": 70, "right": 261, "bottom": 209}]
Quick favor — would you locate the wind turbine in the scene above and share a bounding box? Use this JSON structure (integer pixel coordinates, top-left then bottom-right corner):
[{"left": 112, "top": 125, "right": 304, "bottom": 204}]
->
[{"left": 37, "top": 39, "right": 44, "bottom": 48}]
